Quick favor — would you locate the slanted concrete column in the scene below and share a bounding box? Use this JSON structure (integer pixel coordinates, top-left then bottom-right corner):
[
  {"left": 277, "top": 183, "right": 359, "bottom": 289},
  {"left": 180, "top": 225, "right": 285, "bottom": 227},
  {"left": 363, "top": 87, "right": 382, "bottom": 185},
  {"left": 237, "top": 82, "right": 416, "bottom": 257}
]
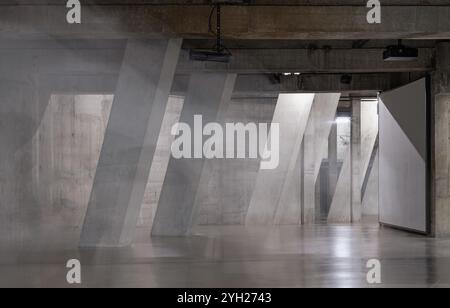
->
[
  {"left": 302, "top": 98, "right": 317, "bottom": 224},
  {"left": 360, "top": 100, "right": 379, "bottom": 219},
  {"left": 302, "top": 94, "right": 341, "bottom": 224},
  {"left": 274, "top": 144, "right": 303, "bottom": 225},
  {"left": 328, "top": 148, "right": 352, "bottom": 223},
  {"left": 328, "top": 122, "right": 338, "bottom": 216},
  {"left": 351, "top": 98, "right": 362, "bottom": 223},
  {"left": 80, "top": 39, "right": 182, "bottom": 247},
  {"left": 152, "top": 73, "right": 236, "bottom": 236},
  {"left": 246, "top": 94, "right": 314, "bottom": 226},
  {"left": 432, "top": 43, "right": 450, "bottom": 237}
]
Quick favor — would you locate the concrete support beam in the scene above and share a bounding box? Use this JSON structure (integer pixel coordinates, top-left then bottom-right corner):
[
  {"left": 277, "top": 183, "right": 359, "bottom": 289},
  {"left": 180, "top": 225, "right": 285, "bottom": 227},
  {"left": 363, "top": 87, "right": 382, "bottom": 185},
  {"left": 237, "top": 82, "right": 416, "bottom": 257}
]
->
[
  {"left": 191, "top": 76, "right": 237, "bottom": 226},
  {"left": 302, "top": 93, "right": 341, "bottom": 224},
  {"left": 362, "top": 150, "right": 379, "bottom": 218},
  {"left": 80, "top": 39, "right": 182, "bottom": 247},
  {"left": 328, "top": 148, "right": 352, "bottom": 223},
  {"left": 4, "top": 1, "right": 450, "bottom": 5},
  {"left": 328, "top": 123, "right": 338, "bottom": 217},
  {"left": 178, "top": 49, "right": 433, "bottom": 74},
  {"left": 172, "top": 73, "right": 428, "bottom": 98},
  {"left": 0, "top": 45, "right": 432, "bottom": 76},
  {"left": 274, "top": 145, "right": 303, "bottom": 225},
  {"left": 351, "top": 98, "right": 362, "bottom": 222},
  {"left": 361, "top": 100, "right": 379, "bottom": 189},
  {"left": 360, "top": 100, "right": 379, "bottom": 218},
  {"left": 152, "top": 73, "right": 236, "bottom": 236},
  {"left": 246, "top": 94, "right": 314, "bottom": 225},
  {"left": 432, "top": 43, "right": 450, "bottom": 237},
  {"left": 275, "top": 95, "right": 340, "bottom": 225},
  {"left": 1, "top": 5, "right": 450, "bottom": 39}
]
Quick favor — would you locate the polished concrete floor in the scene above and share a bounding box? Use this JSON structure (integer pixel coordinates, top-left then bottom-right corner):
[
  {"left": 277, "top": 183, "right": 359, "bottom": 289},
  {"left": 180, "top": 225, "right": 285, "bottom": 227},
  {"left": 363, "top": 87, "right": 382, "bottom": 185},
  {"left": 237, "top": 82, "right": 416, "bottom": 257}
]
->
[{"left": 1, "top": 223, "right": 450, "bottom": 288}]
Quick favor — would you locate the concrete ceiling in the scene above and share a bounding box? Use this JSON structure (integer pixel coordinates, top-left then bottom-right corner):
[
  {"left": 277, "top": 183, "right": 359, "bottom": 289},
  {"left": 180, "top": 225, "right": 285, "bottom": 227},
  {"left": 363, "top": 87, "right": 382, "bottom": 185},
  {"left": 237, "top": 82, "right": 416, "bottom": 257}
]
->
[
  {"left": 1, "top": 2, "right": 450, "bottom": 39},
  {"left": 1, "top": 1, "right": 450, "bottom": 5}
]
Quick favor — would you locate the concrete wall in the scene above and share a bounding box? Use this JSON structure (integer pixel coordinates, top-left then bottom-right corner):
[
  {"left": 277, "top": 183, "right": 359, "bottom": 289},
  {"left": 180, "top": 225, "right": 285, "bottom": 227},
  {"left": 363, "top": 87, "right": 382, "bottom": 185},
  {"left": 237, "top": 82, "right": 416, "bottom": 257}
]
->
[{"left": 0, "top": 92, "right": 112, "bottom": 248}]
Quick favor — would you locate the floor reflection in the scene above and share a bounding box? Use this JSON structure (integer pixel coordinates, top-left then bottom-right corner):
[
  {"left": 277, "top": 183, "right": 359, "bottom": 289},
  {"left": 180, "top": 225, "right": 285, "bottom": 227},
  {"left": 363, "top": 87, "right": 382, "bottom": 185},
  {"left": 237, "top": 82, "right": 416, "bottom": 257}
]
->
[{"left": 1, "top": 224, "right": 450, "bottom": 287}]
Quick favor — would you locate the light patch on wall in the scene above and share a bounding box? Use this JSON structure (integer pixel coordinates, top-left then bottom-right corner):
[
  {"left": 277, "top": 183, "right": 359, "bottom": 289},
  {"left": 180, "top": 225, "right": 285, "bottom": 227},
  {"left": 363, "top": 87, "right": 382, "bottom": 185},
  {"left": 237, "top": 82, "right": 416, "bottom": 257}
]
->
[{"left": 32, "top": 94, "right": 113, "bottom": 236}]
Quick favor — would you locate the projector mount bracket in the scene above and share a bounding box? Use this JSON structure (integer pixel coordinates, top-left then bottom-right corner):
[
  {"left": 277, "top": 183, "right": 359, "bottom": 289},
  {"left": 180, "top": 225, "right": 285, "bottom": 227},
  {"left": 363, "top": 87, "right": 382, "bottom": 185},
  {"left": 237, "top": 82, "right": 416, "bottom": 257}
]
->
[{"left": 209, "top": 3, "right": 231, "bottom": 56}]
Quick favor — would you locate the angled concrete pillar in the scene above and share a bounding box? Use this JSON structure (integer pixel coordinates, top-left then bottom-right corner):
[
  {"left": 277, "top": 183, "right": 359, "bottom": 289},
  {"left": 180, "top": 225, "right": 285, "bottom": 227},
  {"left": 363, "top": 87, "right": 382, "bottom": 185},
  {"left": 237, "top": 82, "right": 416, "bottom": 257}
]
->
[
  {"left": 328, "top": 123, "right": 338, "bottom": 216},
  {"left": 360, "top": 100, "right": 379, "bottom": 218},
  {"left": 152, "top": 73, "right": 236, "bottom": 236},
  {"left": 246, "top": 94, "right": 314, "bottom": 226},
  {"left": 351, "top": 98, "right": 362, "bottom": 222},
  {"left": 328, "top": 114, "right": 353, "bottom": 224},
  {"left": 80, "top": 39, "right": 182, "bottom": 247},
  {"left": 274, "top": 145, "right": 303, "bottom": 225},
  {"left": 137, "top": 95, "right": 185, "bottom": 229},
  {"left": 191, "top": 76, "right": 237, "bottom": 226},
  {"left": 302, "top": 93, "right": 341, "bottom": 224},
  {"left": 362, "top": 150, "right": 379, "bottom": 218},
  {"left": 360, "top": 100, "right": 379, "bottom": 190},
  {"left": 328, "top": 148, "right": 352, "bottom": 223}
]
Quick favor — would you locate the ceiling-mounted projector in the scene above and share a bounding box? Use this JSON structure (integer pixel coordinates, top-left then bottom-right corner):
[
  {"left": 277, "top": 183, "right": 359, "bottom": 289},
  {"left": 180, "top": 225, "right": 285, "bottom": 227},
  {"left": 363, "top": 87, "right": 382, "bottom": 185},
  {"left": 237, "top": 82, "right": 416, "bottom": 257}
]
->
[
  {"left": 190, "top": 49, "right": 232, "bottom": 63},
  {"left": 383, "top": 40, "right": 418, "bottom": 62}
]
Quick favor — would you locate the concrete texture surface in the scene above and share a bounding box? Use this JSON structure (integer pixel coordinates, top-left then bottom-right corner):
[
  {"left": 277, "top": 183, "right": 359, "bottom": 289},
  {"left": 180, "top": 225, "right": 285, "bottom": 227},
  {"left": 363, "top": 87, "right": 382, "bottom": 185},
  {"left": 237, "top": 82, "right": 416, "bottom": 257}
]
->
[
  {"left": 303, "top": 94, "right": 341, "bottom": 223},
  {"left": 351, "top": 98, "right": 362, "bottom": 222},
  {"left": 80, "top": 39, "right": 182, "bottom": 247},
  {"left": 328, "top": 149, "right": 352, "bottom": 223},
  {"left": 363, "top": 151, "right": 379, "bottom": 217},
  {"left": 433, "top": 43, "right": 450, "bottom": 237},
  {"left": 152, "top": 73, "right": 236, "bottom": 236},
  {"left": 2, "top": 5, "right": 450, "bottom": 40},
  {"left": 361, "top": 100, "right": 379, "bottom": 218},
  {"left": 194, "top": 97, "right": 276, "bottom": 226},
  {"left": 138, "top": 96, "right": 185, "bottom": 229},
  {"left": 33, "top": 95, "right": 113, "bottom": 233},
  {"left": 246, "top": 94, "right": 314, "bottom": 226}
]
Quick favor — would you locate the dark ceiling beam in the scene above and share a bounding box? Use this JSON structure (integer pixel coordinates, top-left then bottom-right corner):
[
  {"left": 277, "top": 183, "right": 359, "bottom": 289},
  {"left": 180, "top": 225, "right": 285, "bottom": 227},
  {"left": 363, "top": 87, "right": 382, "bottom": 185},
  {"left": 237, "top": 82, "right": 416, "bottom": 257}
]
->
[
  {"left": 176, "top": 48, "right": 434, "bottom": 74},
  {"left": 2, "top": 1, "right": 450, "bottom": 6},
  {"left": 0, "top": 47, "right": 434, "bottom": 76},
  {"left": 171, "top": 72, "right": 426, "bottom": 96},
  {"left": 1, "top": 5, "right": 450, "bottom": 39}
]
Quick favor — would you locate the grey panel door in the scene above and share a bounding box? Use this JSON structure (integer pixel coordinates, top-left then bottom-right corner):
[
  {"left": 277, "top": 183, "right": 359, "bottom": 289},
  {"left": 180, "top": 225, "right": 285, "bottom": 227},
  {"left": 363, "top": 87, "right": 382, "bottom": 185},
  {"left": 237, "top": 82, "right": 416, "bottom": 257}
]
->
[{"left": 379, "top": 78, "right": 429, "bottom": 233}]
